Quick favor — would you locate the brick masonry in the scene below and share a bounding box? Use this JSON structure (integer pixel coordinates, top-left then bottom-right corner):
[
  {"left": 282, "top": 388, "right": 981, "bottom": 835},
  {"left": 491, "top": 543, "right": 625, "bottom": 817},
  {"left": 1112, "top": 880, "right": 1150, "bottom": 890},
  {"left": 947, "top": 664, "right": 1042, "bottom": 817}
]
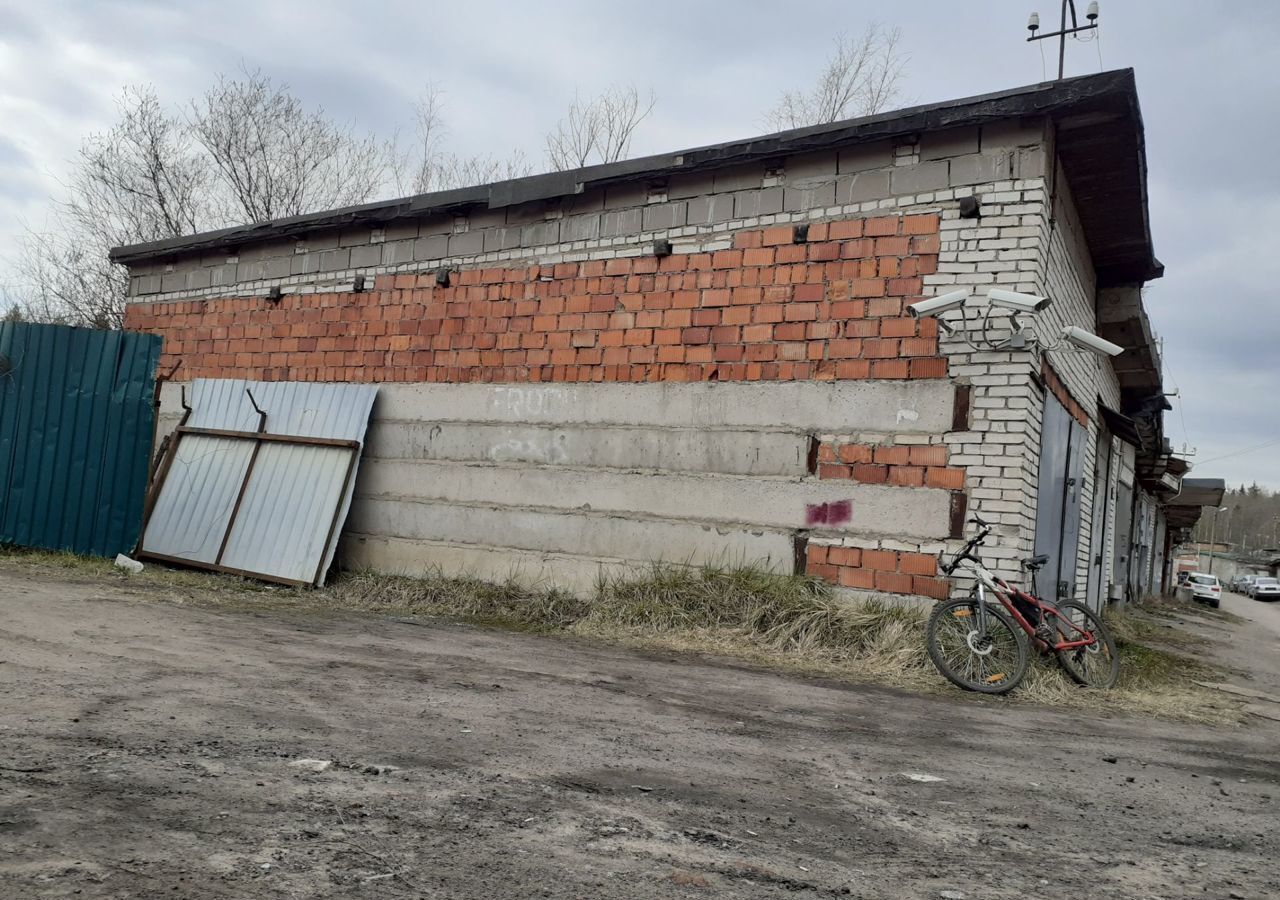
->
[
  {"left": 123, "top": 216, "right": 944, "bottom": 385},
  {"left": 123, "top": 120, "right": 1136, "bottom": 605},
  {"left": 806, "top": 542, "right": 950, "bottom": 599},
  {"left": 816, "top": 440, "right": 962, "bottom": 489},
  {"left": 1041, "top": 358, "right": 1090, "bottom": 428},
  {"left": 803, "top": 437, "right": 964, "bottom": 597}
]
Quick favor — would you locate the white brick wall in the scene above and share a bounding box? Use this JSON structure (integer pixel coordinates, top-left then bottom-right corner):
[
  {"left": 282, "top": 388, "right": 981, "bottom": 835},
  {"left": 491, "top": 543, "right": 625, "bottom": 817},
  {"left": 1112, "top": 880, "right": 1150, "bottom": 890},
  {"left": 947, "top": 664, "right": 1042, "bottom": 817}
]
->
[
  {"left": 927, "top": 180, "right": 1048, "bottom": 587},
  {"left": 923, "top": 161, "right": 1125, "bottom": 601}
]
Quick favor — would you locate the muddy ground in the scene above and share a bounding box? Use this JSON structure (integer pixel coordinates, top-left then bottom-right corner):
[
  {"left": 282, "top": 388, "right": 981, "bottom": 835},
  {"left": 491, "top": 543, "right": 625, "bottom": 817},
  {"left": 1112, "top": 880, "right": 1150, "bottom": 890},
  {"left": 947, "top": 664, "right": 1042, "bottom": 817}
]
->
[{"left": 1, "top": 563, "right": 1278, "bottom": 899}]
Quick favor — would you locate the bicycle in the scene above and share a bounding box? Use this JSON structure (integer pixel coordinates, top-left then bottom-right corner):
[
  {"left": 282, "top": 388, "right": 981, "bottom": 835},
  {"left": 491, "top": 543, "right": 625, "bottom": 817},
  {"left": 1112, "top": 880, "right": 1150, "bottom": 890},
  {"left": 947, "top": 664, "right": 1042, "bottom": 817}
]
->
[{"left": 924, "top": 516, "right": 1119, "bottom": 694}]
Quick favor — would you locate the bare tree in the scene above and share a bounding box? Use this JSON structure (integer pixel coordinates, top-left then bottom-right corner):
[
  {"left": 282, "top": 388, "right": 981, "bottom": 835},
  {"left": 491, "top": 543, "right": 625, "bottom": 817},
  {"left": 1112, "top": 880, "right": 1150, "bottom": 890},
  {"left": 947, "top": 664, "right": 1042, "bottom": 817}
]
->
[
  {"left": 74, "top": 86, "right": 210, "bottom": 241},
  {"left": 390, "top": 84, "right": 533, "bottom": 195},
  {"left": 545, "top": 84, "right": 656, "bottom": 171},
  {"left": 13, "top": 73, "right": 658, "bottom": 329},
  {"left": 14, "top": 86, "right": 212, "bottom": 328},
  {"left": 13, "top": 232, "right": 128, "bottom": 329},
  {"left": 190, "top": 69, "right": 387, "bottom": 222},
  {"left": 765, "top": 24, "right": 906, "bottom": 130}
]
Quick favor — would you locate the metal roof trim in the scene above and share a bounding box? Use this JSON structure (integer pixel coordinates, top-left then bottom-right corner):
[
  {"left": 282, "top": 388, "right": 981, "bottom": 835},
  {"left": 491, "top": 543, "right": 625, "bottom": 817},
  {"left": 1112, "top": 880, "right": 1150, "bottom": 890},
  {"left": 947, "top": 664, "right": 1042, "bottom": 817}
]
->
[{"left": 109, "top": 70, "right": 1150, "bottom": 270}]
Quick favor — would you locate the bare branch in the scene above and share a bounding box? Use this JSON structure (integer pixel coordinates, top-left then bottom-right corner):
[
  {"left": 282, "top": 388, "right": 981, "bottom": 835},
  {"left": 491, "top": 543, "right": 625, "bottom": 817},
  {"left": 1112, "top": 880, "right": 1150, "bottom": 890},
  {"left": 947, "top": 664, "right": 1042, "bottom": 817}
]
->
[
  {"left": 12, "top": 85, "right": 212, "bottom": 328},
  {"left": 765, "top": 24, "right": 907, "bottom": 130},
  {"left": 189, "top": 68, "right": 387, "bottom": 223},
  {"left": 389, "top": 84, "right": 533, "bottom": 194},
  {"left": 546, "top": 84, "right": 655, "bottom": 171}
]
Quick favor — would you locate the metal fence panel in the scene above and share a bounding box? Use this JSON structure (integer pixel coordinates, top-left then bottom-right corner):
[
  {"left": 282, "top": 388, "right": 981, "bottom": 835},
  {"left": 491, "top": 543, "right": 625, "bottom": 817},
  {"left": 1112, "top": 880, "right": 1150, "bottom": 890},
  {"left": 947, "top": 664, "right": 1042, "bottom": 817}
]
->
[
  {"left": 141, "top": 435, "right": 254, "bottom": 563},
  {"left": 220, "top": 442, "right": 354, "bottom": 583},
  {"left": 138, "top": 378, "right": 376, "bottom": 585},
  {"left": 0, "top": 321, "right": 162, "bottom": 557}
]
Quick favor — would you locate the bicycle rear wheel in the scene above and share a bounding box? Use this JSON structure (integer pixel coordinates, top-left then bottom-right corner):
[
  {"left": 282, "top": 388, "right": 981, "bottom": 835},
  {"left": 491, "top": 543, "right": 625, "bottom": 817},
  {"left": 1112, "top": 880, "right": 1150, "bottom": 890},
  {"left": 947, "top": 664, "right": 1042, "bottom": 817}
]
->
[
  {"left": 1051, "top": 600, "right": 1120, "bottom": 689},
  {"left": 926, "top": 597, "right": 1029, "bottom": 694}
]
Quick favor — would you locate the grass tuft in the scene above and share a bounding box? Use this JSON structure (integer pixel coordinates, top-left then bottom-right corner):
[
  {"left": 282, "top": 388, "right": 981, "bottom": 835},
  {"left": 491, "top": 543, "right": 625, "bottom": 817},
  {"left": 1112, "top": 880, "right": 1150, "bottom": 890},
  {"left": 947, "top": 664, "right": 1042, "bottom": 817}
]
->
[
  {"left": 323, "top": 568, "right": 589, "bottom": 631},
  {"left": 587, "top": 563, "right": 929, "bottom": 675}
]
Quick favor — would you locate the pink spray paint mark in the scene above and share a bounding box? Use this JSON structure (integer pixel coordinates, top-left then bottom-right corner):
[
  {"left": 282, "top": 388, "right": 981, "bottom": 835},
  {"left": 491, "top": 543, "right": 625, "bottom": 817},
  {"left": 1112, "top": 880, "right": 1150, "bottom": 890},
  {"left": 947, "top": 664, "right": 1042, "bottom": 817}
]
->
[{"left": 806, "top": 500, "right": 852, "bottom": 526}]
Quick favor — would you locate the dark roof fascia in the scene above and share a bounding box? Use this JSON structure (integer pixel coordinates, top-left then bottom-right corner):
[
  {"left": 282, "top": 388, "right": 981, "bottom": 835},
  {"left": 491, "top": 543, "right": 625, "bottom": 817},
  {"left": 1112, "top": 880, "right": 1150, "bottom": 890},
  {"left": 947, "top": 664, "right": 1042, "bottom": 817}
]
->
[
  {"left": 1169, "top": 478, "right": 1227, "bottom": 508},
  {"left": 1099, "top": 401, "right": 1143, "bottom": 448},
  {"left": 110, "top": 70, "right": 1148, "bottom": 266}
]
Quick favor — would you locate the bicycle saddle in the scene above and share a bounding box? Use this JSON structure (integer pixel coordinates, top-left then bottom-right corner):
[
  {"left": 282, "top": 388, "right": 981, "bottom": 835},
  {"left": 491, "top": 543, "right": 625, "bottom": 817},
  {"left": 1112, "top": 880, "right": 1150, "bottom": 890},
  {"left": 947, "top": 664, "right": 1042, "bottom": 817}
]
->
[{"left": 1023, "top": 554, "right": 1050, "bottom": 571}]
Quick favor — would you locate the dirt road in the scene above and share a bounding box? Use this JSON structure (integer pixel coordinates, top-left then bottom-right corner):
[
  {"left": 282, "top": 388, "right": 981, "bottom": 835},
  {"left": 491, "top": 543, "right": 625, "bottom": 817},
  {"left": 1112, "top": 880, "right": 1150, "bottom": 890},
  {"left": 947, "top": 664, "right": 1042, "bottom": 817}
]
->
[
  {"left": 2, "top": 565, "right": 1277, "bottom": 899},
  {"left": 1198, "top": 590, "right": 1280, "bottom": 697},
  {"left": 1221, "top": 589, "right": 1280, "bottom": 642}
]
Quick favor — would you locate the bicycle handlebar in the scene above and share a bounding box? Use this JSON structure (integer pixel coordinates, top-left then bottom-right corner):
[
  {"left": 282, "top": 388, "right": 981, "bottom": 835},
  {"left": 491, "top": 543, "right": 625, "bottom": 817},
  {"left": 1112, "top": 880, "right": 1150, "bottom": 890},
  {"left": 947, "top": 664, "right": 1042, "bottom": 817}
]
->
[{"left": 942, "top": 519, "right": 993, "bottom": 575}]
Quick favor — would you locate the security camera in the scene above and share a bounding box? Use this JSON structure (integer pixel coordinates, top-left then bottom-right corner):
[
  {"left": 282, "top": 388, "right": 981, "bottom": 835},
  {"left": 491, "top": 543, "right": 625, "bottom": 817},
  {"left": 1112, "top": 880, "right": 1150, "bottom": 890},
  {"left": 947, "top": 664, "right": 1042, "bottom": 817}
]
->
[
  {"left": 987, "top": 288, "right": 1052, "bottom": 313},
  {"left": 907, "top": 289, "right": 969, "bottom": 319},
  {"left": 1061, "top": 325, "right": 1123, "bottom": 357},
  {"left": 1028, "top": 12, "right": 1040, "bottom": 32},
  {"left": 1086, "top": 2, "right": 1099, "bottom": 22}
]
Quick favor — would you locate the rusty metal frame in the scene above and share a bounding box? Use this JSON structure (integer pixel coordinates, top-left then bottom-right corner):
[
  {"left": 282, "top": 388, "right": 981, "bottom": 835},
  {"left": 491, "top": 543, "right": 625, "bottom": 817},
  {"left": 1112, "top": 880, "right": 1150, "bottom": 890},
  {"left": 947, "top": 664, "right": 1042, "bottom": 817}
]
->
[
  {"left": 137, "top": 387, "right": 363, "bottom": 588},
  {"left": 134, "top": 550, "right": 316, "bottom": 588},
  {"left": 137, "top": 385, "right": 192, "bottom": 551},
  {"left": 174, "top": 426, "right": 360, "bottom": 450}
]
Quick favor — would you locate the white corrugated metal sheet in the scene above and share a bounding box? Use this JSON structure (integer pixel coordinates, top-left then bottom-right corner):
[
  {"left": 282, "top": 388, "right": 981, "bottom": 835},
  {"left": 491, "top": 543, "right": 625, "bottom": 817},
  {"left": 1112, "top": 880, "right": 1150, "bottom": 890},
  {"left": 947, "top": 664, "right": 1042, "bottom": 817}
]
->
[
  {"left": 142, "top": 436, "right": 253, "bottom": 563},
  {"left": 140, "top": 379, "right": 377, "bottom": 585}
]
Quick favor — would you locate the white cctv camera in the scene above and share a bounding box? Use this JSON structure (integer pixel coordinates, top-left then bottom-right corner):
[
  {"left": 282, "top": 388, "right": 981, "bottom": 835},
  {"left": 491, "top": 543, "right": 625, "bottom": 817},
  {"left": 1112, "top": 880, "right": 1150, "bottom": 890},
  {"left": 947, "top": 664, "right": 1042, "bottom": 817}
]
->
[
  {"left": 1061, "top": 325, "right": 1123, "bottom": 357},
  {"left": 908, "top": 289, "right": 969, "bottom": 319},
  {"left": 987, "top": 288, "right": 1052, "bottom": 313}
]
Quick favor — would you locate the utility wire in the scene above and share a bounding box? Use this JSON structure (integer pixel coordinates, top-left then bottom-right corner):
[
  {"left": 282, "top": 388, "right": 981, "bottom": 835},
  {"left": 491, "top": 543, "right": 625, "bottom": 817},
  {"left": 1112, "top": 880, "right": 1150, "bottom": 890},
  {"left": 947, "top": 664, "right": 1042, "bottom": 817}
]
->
[
  {"left": 1161, "top": 350, "right": 1191, "bottom": 450},
  {"left": 1196, "top": 437, "right": 1280, "bottom": 467}
]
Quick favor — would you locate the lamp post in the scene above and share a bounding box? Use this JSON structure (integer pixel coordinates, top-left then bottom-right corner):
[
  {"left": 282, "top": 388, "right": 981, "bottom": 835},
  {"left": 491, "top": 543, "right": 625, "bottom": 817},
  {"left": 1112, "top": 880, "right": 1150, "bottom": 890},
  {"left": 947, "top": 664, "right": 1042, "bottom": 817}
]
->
[{"left": 1207, "top": 506, "right": 1228, "bottom": 575}]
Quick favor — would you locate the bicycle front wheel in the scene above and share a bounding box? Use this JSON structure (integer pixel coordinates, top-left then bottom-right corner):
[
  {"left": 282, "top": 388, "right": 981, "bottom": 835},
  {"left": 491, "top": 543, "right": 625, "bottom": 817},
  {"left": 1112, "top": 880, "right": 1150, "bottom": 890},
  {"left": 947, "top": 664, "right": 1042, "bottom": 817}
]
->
[
  {"left": 926, "top": 597, "right": 1029, "bottom": 694},
  {"left": 1052, "top": 600, "right": 1120, "bottom": 689}
]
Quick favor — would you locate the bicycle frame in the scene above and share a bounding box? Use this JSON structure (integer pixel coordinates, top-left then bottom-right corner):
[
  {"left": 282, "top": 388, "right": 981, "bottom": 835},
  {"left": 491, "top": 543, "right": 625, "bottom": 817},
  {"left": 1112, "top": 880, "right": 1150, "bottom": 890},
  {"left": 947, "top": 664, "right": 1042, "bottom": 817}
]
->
[{"left": 953, "top": 557, "right": 1097, "bottom": 651}]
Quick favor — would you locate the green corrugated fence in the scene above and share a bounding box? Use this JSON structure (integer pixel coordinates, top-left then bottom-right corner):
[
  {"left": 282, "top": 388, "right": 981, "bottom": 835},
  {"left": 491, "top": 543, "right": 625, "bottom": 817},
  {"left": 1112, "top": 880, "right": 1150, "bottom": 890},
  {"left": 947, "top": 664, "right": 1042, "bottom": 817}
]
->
[{"left": 0, "top": 321, "right": 163, "bottom": 557}]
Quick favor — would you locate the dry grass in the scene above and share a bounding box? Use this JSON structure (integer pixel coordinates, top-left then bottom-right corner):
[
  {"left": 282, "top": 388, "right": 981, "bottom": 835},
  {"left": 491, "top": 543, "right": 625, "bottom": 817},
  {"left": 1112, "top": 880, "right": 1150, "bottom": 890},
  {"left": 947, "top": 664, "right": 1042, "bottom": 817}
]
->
[
  {"left": 1009, "top": 602, "right": 1234, "bottom": 722},
  {"left": 0, "top": 547, "right": 1241, "bottom": 722}
]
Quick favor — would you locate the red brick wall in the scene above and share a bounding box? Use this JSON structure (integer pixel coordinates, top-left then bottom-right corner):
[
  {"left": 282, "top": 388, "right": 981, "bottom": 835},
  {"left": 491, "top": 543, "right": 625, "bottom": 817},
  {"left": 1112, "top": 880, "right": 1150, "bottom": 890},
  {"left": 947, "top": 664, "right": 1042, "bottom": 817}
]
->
[
  {"left": 123, "top": 215, "right": 943, "bottom": 385},
  {"left": 815, "top": 440, "right": 963, "bottom": 489},
  {"left": 805, "top": 437, "right": 964, "bottom": 598},
  {"left": 805, "top": 543, "right": 950, "bottom": 599}
]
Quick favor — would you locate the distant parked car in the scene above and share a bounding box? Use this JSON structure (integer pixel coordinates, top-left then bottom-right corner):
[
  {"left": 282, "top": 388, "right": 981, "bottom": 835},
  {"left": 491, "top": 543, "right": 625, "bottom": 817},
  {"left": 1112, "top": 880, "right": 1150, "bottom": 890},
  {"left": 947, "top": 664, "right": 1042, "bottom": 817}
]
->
[
  {"left": 1233, "top": 574, "right": 1258, "bottom": 595},
  {"left": 1248, "top": 576, "right": 1280, "bottom": 601},
  {"left": 1179, "top": 573, "right": 1222, "bottom": 608}
]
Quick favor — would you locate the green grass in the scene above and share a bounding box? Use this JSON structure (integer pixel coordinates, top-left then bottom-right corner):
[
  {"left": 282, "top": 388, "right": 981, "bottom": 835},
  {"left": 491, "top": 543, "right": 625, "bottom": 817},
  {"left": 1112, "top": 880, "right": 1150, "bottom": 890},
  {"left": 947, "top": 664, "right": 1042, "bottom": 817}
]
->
[{"left": 0, "top": 546, "right": 1241, "bottom": 722}]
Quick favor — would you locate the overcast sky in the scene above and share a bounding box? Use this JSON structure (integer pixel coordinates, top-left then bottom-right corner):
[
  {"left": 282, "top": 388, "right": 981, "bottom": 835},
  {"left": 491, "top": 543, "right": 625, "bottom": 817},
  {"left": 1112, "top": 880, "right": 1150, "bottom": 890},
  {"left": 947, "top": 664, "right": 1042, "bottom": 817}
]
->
[{"left": 2, "top": 0, "right": 1277, "bottom": 489}]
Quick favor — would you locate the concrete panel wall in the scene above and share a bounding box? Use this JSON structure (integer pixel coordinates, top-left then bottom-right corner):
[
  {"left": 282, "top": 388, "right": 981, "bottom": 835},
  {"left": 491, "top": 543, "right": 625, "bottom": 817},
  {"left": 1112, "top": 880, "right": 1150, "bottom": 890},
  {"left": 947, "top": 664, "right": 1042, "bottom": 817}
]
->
[
  {"left": 374, "top": 380, "right": 956, "bottom": 433},
  {"left": 159, "top": 379, "right": 957, "bottom": 590},
  {"left": 355, "top": 460, "right": 952, "bottom": 539},
  {"left": 365, "top": 422, "right": 810, "bottom": 477}
]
